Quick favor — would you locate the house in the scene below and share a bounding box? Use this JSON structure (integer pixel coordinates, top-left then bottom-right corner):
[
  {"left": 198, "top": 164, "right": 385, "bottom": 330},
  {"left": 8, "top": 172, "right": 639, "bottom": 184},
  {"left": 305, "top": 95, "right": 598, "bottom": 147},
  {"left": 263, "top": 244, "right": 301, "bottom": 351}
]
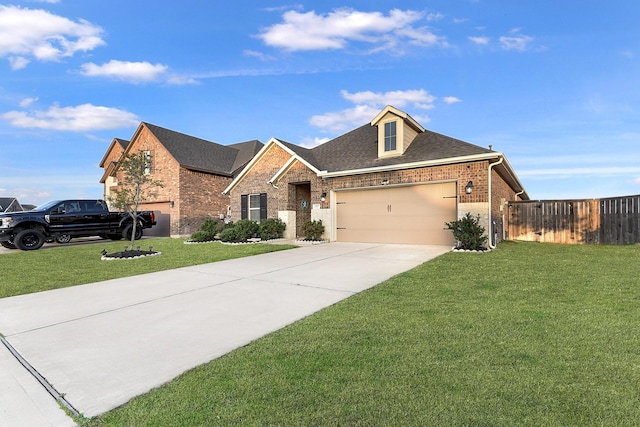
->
[
  {"left": 223, "top": 105, "right": 528, "bottom": 246},
  {"left": 0, "top": 197, "right": 23, "bottom": 213},
  {"left": 100, "top": 123, "right": 262, "bottom": 236}
]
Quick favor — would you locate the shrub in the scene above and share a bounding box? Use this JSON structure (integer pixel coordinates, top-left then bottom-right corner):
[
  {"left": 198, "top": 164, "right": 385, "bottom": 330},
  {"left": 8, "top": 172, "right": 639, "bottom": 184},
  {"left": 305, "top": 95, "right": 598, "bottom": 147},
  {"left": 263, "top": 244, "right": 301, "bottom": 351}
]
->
[
  {"left": 200, "top": 218, "right": 220, "bottom": 235},
  {"left": 220, "top": 219, "right": 259, "bottom": 242},
  {"left": 189, "top": 218, "right": 223, "bottom": 242},
  {"left": 259, "top": 218, "right": 286, "bottom": 240},
  {"left": 189, "top": 230, "right": 215, "bottom": 243},
  {"left": 219, "top": 227, "right": 238, "bottom": 242},
  {"left": 301, "top": 220, "right": 325, "bottom": 241},
  {"left": 445, "top": 212, "right": 488, "bottom": 250},
  {"left": 234, "top": 219, "right": 259, "bottom": 241}
]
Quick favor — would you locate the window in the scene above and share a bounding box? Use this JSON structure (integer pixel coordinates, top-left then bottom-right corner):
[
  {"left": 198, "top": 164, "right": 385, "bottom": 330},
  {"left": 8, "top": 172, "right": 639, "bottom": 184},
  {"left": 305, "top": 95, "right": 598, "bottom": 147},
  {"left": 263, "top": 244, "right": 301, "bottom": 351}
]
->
[
  {"left": 143, "top": 150, "right": 152, "bottom": 175},
  {"left": 384, "top": 121, "right": 396, "bottom": 152},
  {"left": 241, "top": 193, "right": 267, "bottom": 222},
  {"left": 249, "top": 194, "right": 261, "bottom": 221}
]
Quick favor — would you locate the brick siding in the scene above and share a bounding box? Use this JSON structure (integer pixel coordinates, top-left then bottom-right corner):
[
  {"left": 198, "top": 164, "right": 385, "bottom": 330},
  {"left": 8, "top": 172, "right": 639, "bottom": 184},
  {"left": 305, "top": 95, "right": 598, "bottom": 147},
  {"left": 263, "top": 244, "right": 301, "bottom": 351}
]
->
[{"left": 106, "top": 124, "right": 233, "bottom": 237}]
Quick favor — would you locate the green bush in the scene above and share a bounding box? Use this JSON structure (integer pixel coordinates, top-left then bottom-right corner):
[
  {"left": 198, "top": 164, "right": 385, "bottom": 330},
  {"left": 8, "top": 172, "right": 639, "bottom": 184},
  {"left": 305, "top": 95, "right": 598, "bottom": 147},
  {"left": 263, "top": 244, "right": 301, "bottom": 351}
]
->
[
  {"left": 259, "top": 218, "right": 286, "bottom": 240},
  {"left": 445, "top": 212, "right": 488, "bottom": 250},
  {"left": 201, "top": 218, "right": 220, "bottom": 235},
  {"left": 301, "top": 220, "right": 325, "bottom": 241},
  {"left": 189, "top": 218, "right": 223, "bottom": 242},
  {"left": 220, "top": 219, "right": 259, "bottom": 242},
  {"left": 219, "top": 227, "right": 238, "bottom": 242},
  {"left": 189, "top": 230, "right": 215, "bottom": 243}
]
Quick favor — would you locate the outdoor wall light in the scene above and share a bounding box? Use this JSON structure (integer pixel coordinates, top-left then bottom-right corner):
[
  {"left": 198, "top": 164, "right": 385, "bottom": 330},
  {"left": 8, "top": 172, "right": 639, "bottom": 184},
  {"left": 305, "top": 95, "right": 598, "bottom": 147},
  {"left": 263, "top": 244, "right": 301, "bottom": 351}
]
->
[
  {"left": 465, "top": 181, "right": 474, "bottom": 194},
  {"left": 321, "top": 192, "right": 327, "bottom": 202},
  {"left": 169, "top": 200, "right": 174, "bottom": 208}
]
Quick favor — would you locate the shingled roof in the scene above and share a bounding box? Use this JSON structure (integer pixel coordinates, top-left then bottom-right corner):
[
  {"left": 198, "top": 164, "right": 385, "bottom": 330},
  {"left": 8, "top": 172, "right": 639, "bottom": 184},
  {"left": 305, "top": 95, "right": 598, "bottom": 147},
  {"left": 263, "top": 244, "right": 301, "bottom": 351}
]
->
[
  {"left": 0, "top": 197, "right": 23, "bottom": 212},
  {"left": 143, "top": 123, "right": 262, "bottom": 176},
  {"left": 289, "top": 123, "right": 494, "bottom": 173}
]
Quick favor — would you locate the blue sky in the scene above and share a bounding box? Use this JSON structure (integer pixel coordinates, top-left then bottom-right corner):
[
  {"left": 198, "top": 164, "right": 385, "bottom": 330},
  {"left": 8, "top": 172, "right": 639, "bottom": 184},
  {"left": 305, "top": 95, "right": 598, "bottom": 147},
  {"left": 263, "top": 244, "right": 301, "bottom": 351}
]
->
[{"left": 1, "top": 0, "right": 639, "bottom": 205}]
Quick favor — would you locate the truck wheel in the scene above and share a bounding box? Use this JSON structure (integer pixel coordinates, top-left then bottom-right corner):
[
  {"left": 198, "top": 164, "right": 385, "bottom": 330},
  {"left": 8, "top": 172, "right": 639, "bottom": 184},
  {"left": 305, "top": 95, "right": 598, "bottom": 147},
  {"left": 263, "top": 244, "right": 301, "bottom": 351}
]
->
[
  {"left": 56, "top": 234, "right": 72, "bottom": 244},
  {"left": 14, "top": 229, "right": 46, "bottom": 250},
  {"left": 1, "top": 241, "right": 17, "bottom": 249},
  {"left": 122, "top": 224, "right": 143, "bottom": 240}
]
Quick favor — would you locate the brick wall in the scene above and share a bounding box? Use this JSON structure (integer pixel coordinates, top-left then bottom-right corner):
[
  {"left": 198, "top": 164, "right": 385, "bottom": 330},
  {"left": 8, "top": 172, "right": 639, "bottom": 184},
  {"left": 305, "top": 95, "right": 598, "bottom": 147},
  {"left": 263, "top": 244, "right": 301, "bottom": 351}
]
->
[
  {"left": 325, "top": 161, "right": 490, "bottom": 204},
  {"left": 176, "top": 168, "right": 231, "bottom": 236},
  {"left": 229, "top": 144, "right": 322, "bottom": 221}
]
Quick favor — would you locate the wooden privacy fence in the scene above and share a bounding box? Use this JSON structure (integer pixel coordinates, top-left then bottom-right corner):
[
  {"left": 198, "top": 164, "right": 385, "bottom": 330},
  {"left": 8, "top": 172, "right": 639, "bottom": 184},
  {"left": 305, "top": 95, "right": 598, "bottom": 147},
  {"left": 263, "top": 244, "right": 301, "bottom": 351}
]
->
[{"left": 508, "top": 195, "right": 640, "bottom": 245}]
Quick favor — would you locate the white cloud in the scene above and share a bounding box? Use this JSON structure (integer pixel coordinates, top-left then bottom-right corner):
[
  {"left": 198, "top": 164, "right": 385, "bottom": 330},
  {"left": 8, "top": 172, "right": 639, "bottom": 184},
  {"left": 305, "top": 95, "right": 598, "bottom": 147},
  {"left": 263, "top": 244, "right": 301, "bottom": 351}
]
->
[
  {"left": 243, "top": 49, "right": 276, "bottom": 61},
  {"left": 500, "top": 29, "right": 533, "bottom": 51},
  {"left": 258, "top": 8, "right": 446, "bottom": 52},
  {"left": 310, "top": 89, "right": 439, "bottom": 133},
  {"left": 80, "top": 60, "right": 169, "bottom": 83},
  {"left": 310, "top": 104, "right": 379, "bottom": 133},
  {"left": 19, "top": 97, "right": 38, "bottom": 108},
  {"left": 443, "top": 96, "right": 462, "bottom": 104},
  {"left": 0, "top": 5, "right": 105, "bottom": 69},
  {"left": 341, "top": 89, "right": 436, "bottom": 109},
  {"left": 9, "top": 56, "right": 30, "bottom": 70},
  {"left": 468, "top": 36, "right": 489, "bottom": 45},
  {"left": 1, "top": 103, "right": 139, "bottom": 132}
]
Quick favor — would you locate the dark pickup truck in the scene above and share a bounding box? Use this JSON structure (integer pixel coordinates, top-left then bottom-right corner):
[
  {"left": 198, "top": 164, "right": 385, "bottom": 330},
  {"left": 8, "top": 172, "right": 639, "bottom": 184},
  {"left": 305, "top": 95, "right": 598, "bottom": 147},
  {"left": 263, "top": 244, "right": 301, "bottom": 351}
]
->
[{"left": 0, "top": 199, "right": 156, "bottom": 250}]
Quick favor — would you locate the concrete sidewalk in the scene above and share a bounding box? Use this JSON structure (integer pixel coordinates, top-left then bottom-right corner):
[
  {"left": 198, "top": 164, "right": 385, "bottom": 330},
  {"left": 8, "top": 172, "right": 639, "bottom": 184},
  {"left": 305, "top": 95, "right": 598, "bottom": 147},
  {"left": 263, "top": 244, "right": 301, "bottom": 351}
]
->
[{"left": 0, "top": 242, "right": 449, "bottom": 426}]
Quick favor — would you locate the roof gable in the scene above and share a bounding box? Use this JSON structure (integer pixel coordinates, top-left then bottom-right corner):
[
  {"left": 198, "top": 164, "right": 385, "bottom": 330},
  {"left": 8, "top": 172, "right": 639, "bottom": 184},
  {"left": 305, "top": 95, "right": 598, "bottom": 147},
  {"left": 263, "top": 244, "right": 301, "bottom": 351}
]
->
[
  {"left": 0, "top": 197, "right": 23, "bottom": 212},
  {"left": 99, "top": 138, "right": 129, "bottom": 168}
]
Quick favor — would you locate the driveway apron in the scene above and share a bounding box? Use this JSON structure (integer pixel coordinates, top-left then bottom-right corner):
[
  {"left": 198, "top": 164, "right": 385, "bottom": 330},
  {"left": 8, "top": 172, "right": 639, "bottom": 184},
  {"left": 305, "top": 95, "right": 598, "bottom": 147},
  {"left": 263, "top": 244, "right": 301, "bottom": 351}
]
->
[{"left": 0, "top": 242, "right": 449, "bottom": 424}]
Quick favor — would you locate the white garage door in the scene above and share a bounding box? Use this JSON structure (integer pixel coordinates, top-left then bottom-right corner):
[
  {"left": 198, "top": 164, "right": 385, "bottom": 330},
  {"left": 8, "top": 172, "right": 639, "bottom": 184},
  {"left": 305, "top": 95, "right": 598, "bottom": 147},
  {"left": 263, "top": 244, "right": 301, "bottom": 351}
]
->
[{"left": 335, "top": 182, "right": 457, "bottom": 245}]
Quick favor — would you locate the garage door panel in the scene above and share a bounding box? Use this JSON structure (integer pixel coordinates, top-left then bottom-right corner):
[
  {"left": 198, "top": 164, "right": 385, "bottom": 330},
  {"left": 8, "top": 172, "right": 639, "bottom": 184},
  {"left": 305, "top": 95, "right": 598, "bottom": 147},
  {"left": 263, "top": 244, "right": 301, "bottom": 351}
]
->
[{"left": 336, "top": 182, "right": 456, "bottom": 245}]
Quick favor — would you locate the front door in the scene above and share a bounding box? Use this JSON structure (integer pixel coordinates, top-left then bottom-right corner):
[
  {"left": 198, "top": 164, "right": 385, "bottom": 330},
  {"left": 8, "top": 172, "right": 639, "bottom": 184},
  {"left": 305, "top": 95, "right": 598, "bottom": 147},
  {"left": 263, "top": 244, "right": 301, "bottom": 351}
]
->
[{"left": 295, "top": 183, "right": 311, "bottom": 238}]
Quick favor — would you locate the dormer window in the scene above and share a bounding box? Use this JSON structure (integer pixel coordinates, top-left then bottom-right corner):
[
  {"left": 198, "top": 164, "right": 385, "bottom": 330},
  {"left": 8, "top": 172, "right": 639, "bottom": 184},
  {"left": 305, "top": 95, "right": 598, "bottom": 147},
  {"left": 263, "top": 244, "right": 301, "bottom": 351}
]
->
[
  {"left": 384, "top": 122, "right": 397, "bottom": 152},
  {"left": 372, "top": 105, "right": 426, "bottom": 159}
]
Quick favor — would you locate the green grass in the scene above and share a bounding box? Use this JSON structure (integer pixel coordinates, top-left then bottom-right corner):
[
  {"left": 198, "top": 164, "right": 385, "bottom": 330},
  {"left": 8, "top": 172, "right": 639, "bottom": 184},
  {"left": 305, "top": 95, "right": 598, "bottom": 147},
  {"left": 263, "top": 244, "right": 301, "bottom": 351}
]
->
[
  {"left": 84, "top": 241, "right": 640, "bottom": 426},
  {"left": 0, "top": 238, "right": 295, "bottom": 298}
]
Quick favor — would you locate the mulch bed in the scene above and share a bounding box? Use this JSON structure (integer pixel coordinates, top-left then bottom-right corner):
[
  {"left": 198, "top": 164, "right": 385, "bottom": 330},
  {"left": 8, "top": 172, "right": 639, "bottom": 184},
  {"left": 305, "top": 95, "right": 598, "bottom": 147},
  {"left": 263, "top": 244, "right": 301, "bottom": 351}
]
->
[{"left": 101, "top": 249, "right": 161, "bottom": 260}]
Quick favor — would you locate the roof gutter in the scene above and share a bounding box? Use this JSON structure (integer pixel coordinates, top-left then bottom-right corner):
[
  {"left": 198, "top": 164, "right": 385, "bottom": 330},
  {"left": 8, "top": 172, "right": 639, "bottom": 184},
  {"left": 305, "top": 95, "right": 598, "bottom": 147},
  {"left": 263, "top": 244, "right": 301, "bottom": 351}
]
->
[{"left": 318, "top": 153, "right": 503, "bottom": 179}]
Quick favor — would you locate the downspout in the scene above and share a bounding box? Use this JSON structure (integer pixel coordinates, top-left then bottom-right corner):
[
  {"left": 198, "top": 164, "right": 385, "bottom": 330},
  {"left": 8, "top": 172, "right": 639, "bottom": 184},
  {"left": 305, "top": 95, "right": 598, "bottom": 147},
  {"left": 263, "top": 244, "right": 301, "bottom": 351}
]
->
[{"left": 488, "top": 156, "right": 504, "bottom": 249}]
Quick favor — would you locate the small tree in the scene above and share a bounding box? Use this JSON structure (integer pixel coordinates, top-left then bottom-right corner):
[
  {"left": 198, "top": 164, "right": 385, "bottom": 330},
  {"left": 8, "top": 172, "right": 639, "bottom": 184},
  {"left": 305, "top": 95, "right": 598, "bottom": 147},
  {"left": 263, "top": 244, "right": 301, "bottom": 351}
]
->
[
  {"left": 109, "top": 150, "right": 163, "bottom": 250},
  {"left": 445, "top": 212, "right": 488, "bottom": 250}
]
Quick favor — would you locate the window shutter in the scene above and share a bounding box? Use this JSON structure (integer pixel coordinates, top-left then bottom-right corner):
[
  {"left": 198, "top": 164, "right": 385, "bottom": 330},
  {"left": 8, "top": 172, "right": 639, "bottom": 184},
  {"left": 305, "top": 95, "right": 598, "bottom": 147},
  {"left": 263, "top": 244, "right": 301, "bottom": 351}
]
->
[
  {"left": 241, "top": 195, "right": 248, "bottom": 220},
  {"left": 260, "top": 193, "right": 267, "bottom": 220}
]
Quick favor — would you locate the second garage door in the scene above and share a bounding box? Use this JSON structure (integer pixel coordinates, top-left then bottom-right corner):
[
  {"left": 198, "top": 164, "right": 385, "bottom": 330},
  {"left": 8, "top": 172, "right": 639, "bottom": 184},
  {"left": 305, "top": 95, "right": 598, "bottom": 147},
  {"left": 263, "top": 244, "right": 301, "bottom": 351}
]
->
[{"left": 335, "top": 182, "right": 457, "bottom": 245}]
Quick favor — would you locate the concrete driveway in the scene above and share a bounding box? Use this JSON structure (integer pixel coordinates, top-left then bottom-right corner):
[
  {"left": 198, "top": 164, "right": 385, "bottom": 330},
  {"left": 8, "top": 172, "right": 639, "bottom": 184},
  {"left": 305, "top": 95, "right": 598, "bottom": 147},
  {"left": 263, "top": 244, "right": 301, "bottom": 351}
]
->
[{"left": 0, "top": 242, "right": 449, "bottom": 425}]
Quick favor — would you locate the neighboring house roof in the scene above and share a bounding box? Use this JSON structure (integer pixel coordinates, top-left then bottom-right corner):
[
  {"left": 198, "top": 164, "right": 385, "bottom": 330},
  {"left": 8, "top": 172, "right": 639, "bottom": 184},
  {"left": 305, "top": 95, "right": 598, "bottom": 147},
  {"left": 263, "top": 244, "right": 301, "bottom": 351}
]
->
[
  {"left": 99, "top": 138, "right": 130, "bottom": 168},
  {"left": 142, "top": 123, "right": 263, "bottom": 177},
  {"left": 0, "top": 197, "right": 23, "bottom": 212},
  {"left": 224, "top": 105, "right": 528, "bottom": 199}
]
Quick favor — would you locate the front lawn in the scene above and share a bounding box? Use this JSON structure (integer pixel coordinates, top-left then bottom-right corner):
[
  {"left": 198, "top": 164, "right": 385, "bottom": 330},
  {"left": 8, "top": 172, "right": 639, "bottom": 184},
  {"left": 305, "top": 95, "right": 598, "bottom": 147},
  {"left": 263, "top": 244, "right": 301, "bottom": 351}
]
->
[
  {"left": 89, "top": 241, "right": 640, "bottom": 426},
  {"left": 0, "top": 238, "right": 295, "bottom": 298}
]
